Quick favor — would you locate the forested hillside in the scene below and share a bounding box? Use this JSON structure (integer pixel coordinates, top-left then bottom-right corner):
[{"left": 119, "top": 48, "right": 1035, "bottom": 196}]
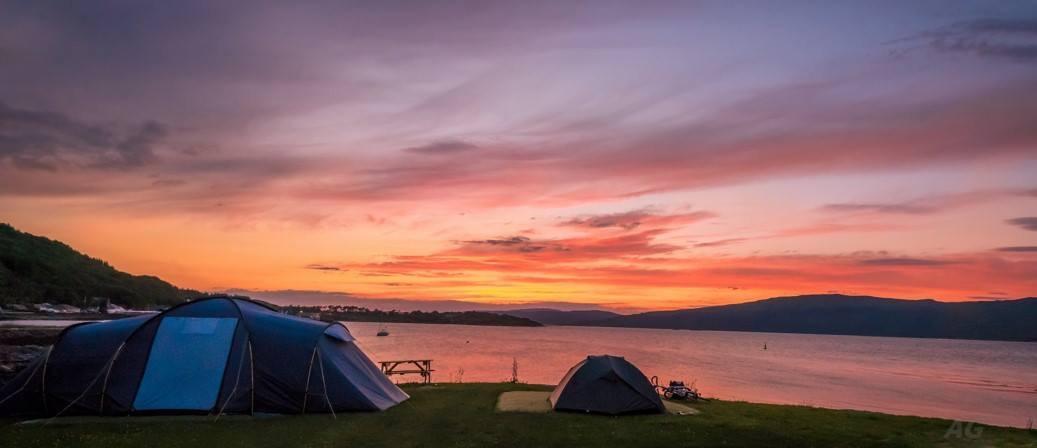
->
[{"left": 0, "top": 223, "right": 197, "bottom": 308}]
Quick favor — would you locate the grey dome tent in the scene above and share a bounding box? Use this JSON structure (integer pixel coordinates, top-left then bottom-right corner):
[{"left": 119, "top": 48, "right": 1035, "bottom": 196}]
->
[
  {"left": 0, "top": 296, "right": 407, "bottom": 417},
  {"left": 550, "top": 355, "right": 664, "bottom": 415}
]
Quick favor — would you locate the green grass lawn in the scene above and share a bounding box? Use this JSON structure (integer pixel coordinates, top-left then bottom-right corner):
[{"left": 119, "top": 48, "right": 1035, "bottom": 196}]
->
[{"left": 1, "top": 383, "right": 1034, "bottom": 448}]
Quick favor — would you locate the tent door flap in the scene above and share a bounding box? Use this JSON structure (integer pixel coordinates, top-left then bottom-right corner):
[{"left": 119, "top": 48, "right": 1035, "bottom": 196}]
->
[{"left": 133, "top": 317, "right": 239, "bottom": 411}]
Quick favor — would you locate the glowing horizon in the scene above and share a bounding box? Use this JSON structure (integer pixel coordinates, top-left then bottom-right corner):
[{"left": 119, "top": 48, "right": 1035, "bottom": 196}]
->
[{"left": 1, "top": 2, "right": 1036, "bottom": 311}]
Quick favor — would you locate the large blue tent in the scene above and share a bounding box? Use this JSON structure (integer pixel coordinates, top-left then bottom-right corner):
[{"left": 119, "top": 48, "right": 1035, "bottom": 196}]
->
[{"left": 0, "top": 296, "right": 408, "bottom": 417}]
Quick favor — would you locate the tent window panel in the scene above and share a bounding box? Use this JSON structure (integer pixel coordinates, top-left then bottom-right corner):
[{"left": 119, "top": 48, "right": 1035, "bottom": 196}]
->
[{"left": 133, "top": 317, "right": 238, "bottom": 411}]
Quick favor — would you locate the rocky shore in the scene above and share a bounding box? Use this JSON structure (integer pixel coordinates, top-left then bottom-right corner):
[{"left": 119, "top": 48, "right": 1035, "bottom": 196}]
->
[{"left": 0, "top": 327, "right": 61, "bottom": 385}]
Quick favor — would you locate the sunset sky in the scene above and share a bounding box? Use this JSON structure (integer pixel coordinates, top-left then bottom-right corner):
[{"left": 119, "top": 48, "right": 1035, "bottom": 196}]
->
[{"left": 2, "top": 1, "right": 1036, "bottom": 311}]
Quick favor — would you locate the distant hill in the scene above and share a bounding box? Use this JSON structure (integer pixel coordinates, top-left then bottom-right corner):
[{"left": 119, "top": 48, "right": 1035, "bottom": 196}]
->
[
  {"left": 0, "top": 223, "right": 198, "bottom": 308},
  {"left": 591, "top": 294, "right": 1037, "bottom": 342},
  {"left": 502, "top": 308, "right": 622, "bottom": 326},
  {"left": 284, "top": 305, "right": 542, "bottom": 327}
]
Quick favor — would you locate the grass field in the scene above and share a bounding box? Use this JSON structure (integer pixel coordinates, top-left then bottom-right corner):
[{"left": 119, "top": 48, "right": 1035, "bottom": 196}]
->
[{"left": 1, "top": 383, "right": 1034, "bottom": 448}]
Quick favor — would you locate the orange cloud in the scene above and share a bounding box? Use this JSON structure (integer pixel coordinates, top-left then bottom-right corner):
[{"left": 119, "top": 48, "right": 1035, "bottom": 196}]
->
[{"left": 324, "top": 225, "right": 1037, "bottom": 308}]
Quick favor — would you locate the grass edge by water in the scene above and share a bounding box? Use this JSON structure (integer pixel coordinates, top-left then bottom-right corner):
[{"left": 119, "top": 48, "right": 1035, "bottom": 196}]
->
[{"left": 1, "top": 383, "right": 1034, "bottom": 448}]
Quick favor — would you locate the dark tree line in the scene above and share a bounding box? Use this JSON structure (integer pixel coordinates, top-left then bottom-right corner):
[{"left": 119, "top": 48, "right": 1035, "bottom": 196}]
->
[{"left": 284, "top": 305, "right": 542, "bottom": 327}]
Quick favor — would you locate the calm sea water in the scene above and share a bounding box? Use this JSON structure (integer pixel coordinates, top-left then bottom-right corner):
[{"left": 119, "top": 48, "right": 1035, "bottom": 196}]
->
[
  {"left": 348, "top": 322, "right": 1037, "bottom": 428},
  {"left": 5, "top": 319, "right": 1035, "bottom": 428}
]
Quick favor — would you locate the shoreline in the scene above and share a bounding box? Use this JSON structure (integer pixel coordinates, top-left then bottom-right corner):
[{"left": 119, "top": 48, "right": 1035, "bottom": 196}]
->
[
  {"left": 0, "top": 311, "right": 152, "bottom": 321},
  {"left": 0, "top": 326, "right": 61, "bottom": 383}
]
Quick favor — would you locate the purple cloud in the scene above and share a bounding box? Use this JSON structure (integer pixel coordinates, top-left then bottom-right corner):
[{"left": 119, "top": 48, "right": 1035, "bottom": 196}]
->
[
  {"left": 995, "top": 246, "right": 1037, "bottom": 252},
  {"left": 1006, "top": 217, "right": 1037, "bottom": 231},
  {"left": 858, "top": 258, "right": 958, "bottom": 267},
  {"left": 403, "top": 140, "right": 480, "bottom": 155}
]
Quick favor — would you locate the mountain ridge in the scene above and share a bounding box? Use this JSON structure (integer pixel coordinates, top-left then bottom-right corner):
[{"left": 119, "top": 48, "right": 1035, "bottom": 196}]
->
[
  {"left": 500, "top": 308, "right": 622, "bottom": 326},
  {"left": 578, "top": 294, "right": 1037, "bottom": 342}
]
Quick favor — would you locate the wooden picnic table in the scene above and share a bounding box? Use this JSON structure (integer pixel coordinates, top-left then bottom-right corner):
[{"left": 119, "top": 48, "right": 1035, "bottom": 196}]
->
[{"left": 379, "top": 359, "right": 434, "bottom": 384}]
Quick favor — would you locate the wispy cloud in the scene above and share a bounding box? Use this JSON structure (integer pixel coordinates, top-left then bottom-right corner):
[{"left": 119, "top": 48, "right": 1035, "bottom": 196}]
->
[
  {"left": 821, "top": 203, "right": 935, "bottom": 215},
  {"left": 560, "top": 209, "right": 714, "bottom": 231},
  {"left": 821, "top": 189, "right": 1037, "bottom": 216},
  {"left": 857, "top": 258, "right": 958, "bottom": 267},
  {"left": 1006, "top": 217, "right": 1037, "bottom": 231},
  {"left": 0, "top": 101, "right": 166, "bottom": 170},
  {"left": 693, "top": 238, "right": 749, "bottom": 248},
  {"left": 996, "top": 246, "right": 1037, "bottom": 252},
  {"left": 403, "top": 140, "right": 480, "bottom": 155},
  {"left": 305, "top": 263, "right": 346, "bottom": 272},
  {"left": 905, "top": 18, "right": 1037, "bottom": 62},
  {"left": 450, "top": 229, "right": 681, "bottom": 261}
]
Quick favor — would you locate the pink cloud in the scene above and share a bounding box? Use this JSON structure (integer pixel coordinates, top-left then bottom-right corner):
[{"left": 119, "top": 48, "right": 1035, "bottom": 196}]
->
[{"left": 560, "top": 209, "right": 715, "bottom": 231}]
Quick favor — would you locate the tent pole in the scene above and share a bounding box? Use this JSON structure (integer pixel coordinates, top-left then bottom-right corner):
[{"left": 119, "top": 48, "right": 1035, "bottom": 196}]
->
[
  {"left": 210, "top": 322, "right": 243, "bottom": 418},
  {"left": 248, "top": 340, "right": 255, "bottom": 416},
  {"left": 98, "top": 342, "right": 126, "bottom": 415},
  {"left": 225, "top": 296, "right": 257, "bottom": 417},
  {"left": 302, "top": 347, "right": 317, "bottom": 414},
  {"left": 40, "top": 346, "right": 52, "bottom": 414},
  {"left": 316, "top": 350, "right": 336, "bottom": 419},
  {"left": 213, "top": 339, "right": 248, "bottom": 421}
]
